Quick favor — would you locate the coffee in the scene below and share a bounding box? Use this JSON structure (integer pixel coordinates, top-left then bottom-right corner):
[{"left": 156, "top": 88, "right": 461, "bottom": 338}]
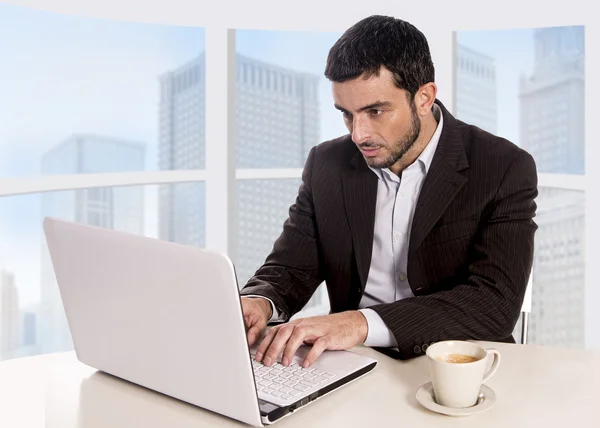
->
[{"left": 436, "top": 353, "right": 479, "bottom": 364}]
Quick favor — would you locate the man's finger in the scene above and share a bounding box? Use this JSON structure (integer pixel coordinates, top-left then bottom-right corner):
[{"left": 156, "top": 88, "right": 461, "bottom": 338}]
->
[
  {"left": 247, "top": 325, "right": 263, "bottom": 346},
  {"left": 261, "top": 325, "right": 295, "bottom": 366},
  {"left": 281, "top": 325, "right": 311, "bottom": 366},
  {"left": 254, "top": 326, "right": 279, "bottom": 362},
  {"left": 303, "top": 336, "right": 329, "bottom": 368}
]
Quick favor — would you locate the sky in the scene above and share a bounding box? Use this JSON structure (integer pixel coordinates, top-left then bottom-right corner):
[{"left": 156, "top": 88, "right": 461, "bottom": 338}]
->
[{"left": 0, "top": 3, "right": 549, "bottom": 308}]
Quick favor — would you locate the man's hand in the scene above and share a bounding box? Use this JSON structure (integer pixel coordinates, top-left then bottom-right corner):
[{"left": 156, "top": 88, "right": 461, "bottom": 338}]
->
[
  {"left": 254, "top": 311, "right": 368, "bottom": 368},
  {"left": 241, "top": 297, "right": 272, "bottom": 346}
]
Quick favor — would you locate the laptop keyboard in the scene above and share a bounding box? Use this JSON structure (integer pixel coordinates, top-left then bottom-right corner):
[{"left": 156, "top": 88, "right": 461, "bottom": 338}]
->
[{"left": 251, "top": 357, "right": 335, "bottom": 401}]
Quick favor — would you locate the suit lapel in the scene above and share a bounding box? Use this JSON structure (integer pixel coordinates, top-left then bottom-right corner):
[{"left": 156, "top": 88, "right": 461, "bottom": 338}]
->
[
  {"left": 408, "top": 156, "right": 467, "bottom": 254},
  {"left": 340, "top": 100, "right": 469, "bottom": 284},
  {"left": 409, "top": 100, "right": 469, "bottom": 254},
  {"left": 342, "top": 152, "right": 378, "bottom": 290}
]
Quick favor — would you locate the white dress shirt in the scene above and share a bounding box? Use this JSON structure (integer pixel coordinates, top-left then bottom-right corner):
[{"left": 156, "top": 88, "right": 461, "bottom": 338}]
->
[
  {"left": 252, "top": 104, "right": 443, "bottom": 348},
  {"left": 358, "top": 104, "right": 443, "bottom": 347}
]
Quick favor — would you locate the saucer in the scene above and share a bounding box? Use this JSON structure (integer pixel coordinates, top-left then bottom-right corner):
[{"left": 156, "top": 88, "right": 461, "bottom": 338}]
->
[{"left": 416, "top": 382, "right": 497, "bottom": 417}]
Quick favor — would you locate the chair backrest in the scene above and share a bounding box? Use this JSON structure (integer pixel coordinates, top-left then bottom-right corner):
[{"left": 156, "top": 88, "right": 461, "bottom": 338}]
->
[
  {"left": 519, "top": 273, "right": 533, "bottom": 345},
  {"left": 521, "top": 273, "right": 533, "bottom": 314}
]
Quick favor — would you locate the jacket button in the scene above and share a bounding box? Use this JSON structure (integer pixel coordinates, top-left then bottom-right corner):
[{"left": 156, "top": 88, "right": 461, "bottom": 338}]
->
[
  {"left": 422, "top": 344, "right": 429, "bottom": 351},
  {"left": 414, "top": 345, "right": 421, "bottom": 354}
]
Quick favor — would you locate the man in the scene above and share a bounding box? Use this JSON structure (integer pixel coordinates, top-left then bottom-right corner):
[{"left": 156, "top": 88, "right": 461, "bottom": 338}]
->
[{"left": 239, "top": 15, "right": 538, "bottom": 368}]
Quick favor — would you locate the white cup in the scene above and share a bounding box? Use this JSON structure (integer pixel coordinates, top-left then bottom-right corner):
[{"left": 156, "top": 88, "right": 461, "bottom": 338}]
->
[{"left": 425, "top": 340, "right": 500, "bottom": 408}]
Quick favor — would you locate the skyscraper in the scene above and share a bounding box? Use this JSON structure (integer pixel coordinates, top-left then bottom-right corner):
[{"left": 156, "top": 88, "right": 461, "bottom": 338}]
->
[
  {"left": 455, "top": 44, "right": 498, "bottom": 134},
  {"left": 0, "top": 269, "right": 19, "bottom": 360},
  {"left": 158, "top": 53, "right": 325, "bottom": 311},
  {"left": 38, "top": 134, "right": 146, "bottom": 354},
  {"left": 158, "top": 54, "right": 206, "bottom": 249},
  {"left": 528, "top": 188, "right": 585, "bottom": 348},
  {"left": 234, "top": 55, "right": 320, "bottom": 292},
  {"left": 519, "top": 26, "right": 585, "bottom": 174},
  {"left": 519, "top": 26, "right": 585, "bottom": 348}
]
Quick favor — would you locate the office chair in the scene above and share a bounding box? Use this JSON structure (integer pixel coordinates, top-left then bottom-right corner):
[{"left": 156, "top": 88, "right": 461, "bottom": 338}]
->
[{"left": 520, "top": 273, "right": 533, "bottom": 345}]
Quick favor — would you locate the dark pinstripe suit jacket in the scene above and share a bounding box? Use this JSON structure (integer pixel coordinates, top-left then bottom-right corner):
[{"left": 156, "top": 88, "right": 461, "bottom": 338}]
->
[{"left": 240, "top": 99, "right": 538, "bottom": 359}]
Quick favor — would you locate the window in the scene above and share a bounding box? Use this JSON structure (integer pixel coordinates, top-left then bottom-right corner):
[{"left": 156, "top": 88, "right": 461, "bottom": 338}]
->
[
  {"left": 455, "top": 26, "right": 587, "bottom": 349},
  {"left": 0, "top": 4, "right": 206, "bottom": 362}
]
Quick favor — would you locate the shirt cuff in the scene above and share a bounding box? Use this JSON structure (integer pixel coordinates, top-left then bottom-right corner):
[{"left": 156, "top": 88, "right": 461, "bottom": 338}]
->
[
  {"left": 244, "top": 295, "right": 286, "bottom": 322},
  {"left": 358, "top": 308, "right": 398, "bottom": 348}
]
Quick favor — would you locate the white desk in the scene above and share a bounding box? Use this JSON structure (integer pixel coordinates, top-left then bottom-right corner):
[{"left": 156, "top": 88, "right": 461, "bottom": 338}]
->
[{"left": 1, "top": 341, "right": 599, "bottom": 427}]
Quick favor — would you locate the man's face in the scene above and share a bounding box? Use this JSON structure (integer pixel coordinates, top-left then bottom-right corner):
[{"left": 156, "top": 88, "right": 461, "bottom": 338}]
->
[{"left": 332, "top": 67, "right": 421, "bottom": 170}]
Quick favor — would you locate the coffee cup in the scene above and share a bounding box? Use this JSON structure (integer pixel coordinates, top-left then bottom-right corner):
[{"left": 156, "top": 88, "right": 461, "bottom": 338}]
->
[{"left": 425, "top": 340, "right": 500, "bottom": 408}]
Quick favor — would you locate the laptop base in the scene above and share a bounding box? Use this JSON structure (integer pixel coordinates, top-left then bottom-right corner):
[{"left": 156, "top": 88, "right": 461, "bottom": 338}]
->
[{"left": 260, "top": 361, "right": 376, "bottom": 424}]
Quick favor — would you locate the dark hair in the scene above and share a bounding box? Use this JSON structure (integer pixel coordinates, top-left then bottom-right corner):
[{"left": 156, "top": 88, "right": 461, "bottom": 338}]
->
[{"left": 324, "top": 15, "right": 435, "bottom": 98}]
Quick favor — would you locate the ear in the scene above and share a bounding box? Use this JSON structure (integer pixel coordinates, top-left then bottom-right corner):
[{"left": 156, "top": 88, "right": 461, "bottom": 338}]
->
[{"left": 413, "top": 83, "right": 437, "bottom": 116}]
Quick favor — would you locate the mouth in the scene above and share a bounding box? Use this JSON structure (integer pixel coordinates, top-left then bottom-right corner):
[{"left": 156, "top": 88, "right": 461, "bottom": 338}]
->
[{"left": 359, "top": 146, "right": 381, "bottom": 157}]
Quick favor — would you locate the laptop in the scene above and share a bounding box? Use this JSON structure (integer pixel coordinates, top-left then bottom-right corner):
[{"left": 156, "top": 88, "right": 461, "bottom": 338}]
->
[{"left": 42, "top": 217, "right": 377, "bottom": 426}]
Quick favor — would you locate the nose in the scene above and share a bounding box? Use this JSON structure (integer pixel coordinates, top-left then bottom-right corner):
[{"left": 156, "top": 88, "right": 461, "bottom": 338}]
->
[{"left": 351, "top": 116, "right": 372, "bottom": 145}]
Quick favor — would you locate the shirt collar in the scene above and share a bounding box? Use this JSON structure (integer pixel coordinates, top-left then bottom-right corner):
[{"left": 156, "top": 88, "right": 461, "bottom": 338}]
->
[{"left": 368, "top": 102, "right": 443, "bottom": 179}]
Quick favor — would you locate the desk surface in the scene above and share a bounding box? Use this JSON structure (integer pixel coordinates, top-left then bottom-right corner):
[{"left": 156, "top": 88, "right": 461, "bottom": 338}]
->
[{"left": 1, "top": 342, "right": 599, "bottom": 428}]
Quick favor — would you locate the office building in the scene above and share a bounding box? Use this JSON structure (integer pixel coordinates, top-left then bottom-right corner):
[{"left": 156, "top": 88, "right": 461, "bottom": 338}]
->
[
  {"left": 158, "top": 55, "right": 206, "bottom": 249},
  {"left": 519, "top": 26, "right": 584, "bottom": 174},
  {"left": 158, "top": 53, "right": 328, "bottom": 312},
  {"left": 455, "top": 44, "right": 497, "bottom": 134},
  {"left": 528, "top": 188, "right": 585, "bottom": 348},
  {"left": 1, "top": 270, "right": 20, "bottom": 360},
  {"left": 38, "top": 134, "right": 146, "bottom": 354}
]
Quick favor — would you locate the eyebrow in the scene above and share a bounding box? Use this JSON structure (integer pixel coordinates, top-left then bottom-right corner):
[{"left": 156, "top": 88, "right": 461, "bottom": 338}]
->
[{"left": 334, "top": 101, "right": 393, "bottom": 113}]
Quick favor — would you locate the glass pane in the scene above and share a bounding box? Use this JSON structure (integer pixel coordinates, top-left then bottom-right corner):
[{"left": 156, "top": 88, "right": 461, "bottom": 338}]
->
[
  {"left": 455, "top": 26, "right": 585, "bottom": 174},
  {"left": 235, "top": 179, "right": 329, "bottom": 316},
  {"left": 529, "top": 187, "right": 585, "bottom": 348},
  {"left": 0, "top": 4, "right": 205, "bottom": 177},
  {"left": 235, "top": 30, "right": 347, "bottom": 168},
  {"left": 0, "top": 183, "right": 205, "bottom": 361}
]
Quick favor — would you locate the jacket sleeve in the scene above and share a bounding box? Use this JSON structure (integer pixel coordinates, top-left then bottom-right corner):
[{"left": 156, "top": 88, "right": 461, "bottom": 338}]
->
[{"left": 369, "top": 151, "right": 538, "bottom": 359}]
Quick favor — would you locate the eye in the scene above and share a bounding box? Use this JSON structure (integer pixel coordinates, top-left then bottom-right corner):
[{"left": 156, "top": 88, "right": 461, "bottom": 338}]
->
[
  {"left": 342, "top": 111, "right": 352, "bottom": 120},
  {"left": 370, "top": 109, "right": 383, "bottom": 116}
]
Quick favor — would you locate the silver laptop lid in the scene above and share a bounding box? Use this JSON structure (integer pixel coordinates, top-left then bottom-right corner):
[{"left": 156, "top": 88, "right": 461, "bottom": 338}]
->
[{"left": 43, "top": 217, "right": 263, "bottom": 427}]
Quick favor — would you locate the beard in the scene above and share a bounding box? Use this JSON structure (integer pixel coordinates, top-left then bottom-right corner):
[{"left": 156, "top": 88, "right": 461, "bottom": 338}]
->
[{"left": 361, "top": 101, "right": 421, "bottom": 169}]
